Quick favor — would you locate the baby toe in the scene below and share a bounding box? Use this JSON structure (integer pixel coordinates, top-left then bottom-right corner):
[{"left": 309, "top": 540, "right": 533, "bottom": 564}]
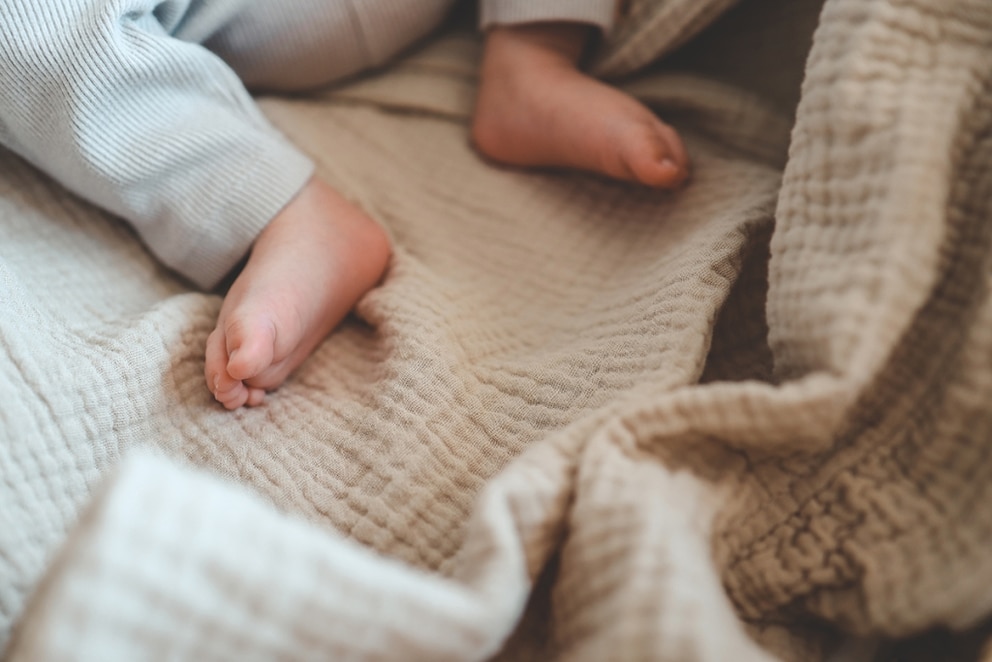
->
[
  {"left": 217, "top": 383, "right": 250, "bottom": 410},
  {"left": 224, "top": 313, "right": 278, "bottom": 382},
  {"left": 624, "top": 131, "right": 688, "bottom": 189},
  {"left": 205, "top": 328, "right": 239, "bottom": 393},
  {"left": 246, "top": 387, "right": 267, "bottom": 407}
]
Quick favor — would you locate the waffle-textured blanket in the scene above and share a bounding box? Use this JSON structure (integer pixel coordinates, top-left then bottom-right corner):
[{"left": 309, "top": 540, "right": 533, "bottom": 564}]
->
[{"left": 2, "top": 0, "right": 991, "bottom": 659}]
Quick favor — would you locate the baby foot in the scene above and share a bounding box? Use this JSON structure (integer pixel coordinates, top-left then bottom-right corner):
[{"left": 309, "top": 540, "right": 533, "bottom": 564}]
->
[
  {"left": 204, "top": 177, "right": 391, "bottom": 409},
  {"left": 472, "top": 25, "right": 689, "bottom": 188}
]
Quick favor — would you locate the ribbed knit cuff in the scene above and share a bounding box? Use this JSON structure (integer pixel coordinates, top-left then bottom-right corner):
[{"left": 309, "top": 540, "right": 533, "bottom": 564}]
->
[
  {"left": 479, "top": 0, "right": 618, "bottom": 33},
  {"left": 173, "top": 134, "right": 315, "bottom": 290}
]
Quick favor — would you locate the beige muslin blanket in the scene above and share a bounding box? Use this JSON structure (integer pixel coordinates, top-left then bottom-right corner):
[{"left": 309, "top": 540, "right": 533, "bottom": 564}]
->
[{"left": 2, "top": 0, "right": 990, "bottom": 659}]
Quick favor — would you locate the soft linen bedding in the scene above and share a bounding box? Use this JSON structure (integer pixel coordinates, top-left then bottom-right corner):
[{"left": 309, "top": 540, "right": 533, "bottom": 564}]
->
[{"left": 2, "top": 0, "right": 991, "bottom": 660}]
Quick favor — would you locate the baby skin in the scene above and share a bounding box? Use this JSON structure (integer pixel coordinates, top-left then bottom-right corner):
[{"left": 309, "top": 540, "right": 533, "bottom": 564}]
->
[{"left": 206, "top": 21, "right": 689, "bottom": 409}]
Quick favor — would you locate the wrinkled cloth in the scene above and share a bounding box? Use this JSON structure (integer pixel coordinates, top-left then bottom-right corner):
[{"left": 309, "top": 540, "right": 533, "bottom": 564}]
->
[{"left": 2, "top": 0, "right": 991, "bottom": 659}]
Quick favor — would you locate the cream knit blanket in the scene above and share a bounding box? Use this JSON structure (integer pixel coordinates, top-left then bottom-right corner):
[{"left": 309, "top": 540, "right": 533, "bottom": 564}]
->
[{"left": 2, "top": 0, "right": 991, "bottom": 660}]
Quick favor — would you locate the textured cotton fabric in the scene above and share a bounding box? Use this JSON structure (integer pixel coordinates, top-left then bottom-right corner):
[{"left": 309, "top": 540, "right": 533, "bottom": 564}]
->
[{"left": 2, "top": 0, "right": 992, "bottom": 660}]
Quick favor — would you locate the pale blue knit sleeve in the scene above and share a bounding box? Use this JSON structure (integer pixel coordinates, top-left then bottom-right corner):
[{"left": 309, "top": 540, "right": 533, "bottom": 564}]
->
[
  {"left": 479, "top": 0, "right": 619, "bottom": 32},
  {"left": 0, "top": 0, "right": 314, "bottom": 289}
]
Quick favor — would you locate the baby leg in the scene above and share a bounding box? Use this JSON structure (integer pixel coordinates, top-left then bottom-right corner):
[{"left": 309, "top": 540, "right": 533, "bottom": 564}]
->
[
  {"left": 200, "top": 0, "right": 458, "bottom": 92},
  {"left": 472, "top": 8, "right": 690, "bottom": 188},
  {"left": 0, "top": 0, "right": 392, "bottom": 409}
]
